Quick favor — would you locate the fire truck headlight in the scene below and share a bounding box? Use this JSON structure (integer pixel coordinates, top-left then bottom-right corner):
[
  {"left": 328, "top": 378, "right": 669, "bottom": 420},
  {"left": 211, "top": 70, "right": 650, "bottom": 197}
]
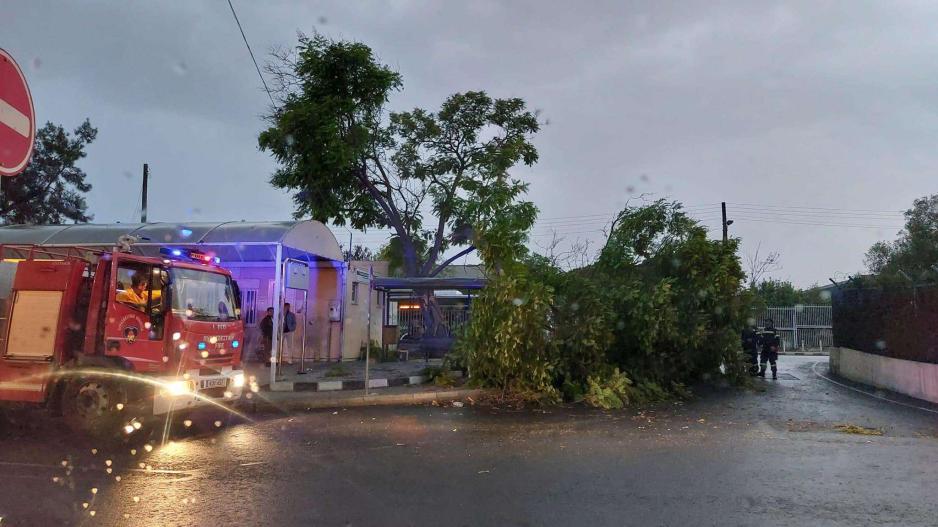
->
[
  {"left": 165, "top": 380, "right": 191, "bottom": 397},
  {"left": 232, "top": 372, "right": 245, "bottom": 389}
]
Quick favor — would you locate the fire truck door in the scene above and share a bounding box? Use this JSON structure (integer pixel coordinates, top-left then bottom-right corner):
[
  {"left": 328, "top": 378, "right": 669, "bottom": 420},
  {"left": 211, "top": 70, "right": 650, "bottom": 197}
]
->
[{"left": 104, "top": 260, "right": 166, "bottom": 372}]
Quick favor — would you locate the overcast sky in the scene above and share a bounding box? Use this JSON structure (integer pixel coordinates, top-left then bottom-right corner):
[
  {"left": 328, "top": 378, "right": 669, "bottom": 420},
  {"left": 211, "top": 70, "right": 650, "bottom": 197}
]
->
[{"left": 4, "top": 0, "right": 935, "bottom": 286}]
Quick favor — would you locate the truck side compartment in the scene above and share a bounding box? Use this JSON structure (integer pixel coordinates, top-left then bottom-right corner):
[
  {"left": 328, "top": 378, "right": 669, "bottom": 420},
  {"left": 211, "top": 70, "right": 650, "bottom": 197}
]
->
[{"left": 0, "top": 259, "right": 87, "bottom": 404}]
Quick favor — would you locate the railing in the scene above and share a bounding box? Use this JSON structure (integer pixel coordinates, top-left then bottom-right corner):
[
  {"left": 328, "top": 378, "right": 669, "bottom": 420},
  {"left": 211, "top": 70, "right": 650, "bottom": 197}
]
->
[
  {"left": 757, "top": 305, "right": 833, "bottom": 351},
  {"left": 396, "top": 307, "right": 471, "bottom": 337}
]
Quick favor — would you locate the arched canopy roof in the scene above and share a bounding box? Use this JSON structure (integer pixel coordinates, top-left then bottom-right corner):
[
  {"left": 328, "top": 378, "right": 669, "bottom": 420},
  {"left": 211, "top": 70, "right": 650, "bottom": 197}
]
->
[{"left": 0, "top": 221, "right": 343, "bottom": 263}]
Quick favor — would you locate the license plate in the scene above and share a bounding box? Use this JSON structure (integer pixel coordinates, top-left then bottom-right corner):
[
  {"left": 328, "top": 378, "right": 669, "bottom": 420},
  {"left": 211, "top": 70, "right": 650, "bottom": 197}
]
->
[{"left": 200, "top": 378, "right": 227, "bottom": 390}]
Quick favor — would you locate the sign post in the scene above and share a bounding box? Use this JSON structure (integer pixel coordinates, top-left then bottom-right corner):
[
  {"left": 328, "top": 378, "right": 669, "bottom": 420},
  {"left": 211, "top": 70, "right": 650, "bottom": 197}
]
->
[{"left": 0, "top": 49, "right": 36, "bottom": 177}]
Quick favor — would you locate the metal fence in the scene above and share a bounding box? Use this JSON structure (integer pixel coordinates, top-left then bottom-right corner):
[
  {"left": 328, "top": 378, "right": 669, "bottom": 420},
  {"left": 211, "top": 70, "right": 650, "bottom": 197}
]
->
[
  {"left": 395, "top": 306, "right": 471, "bottom": 336},
  {"left": 756, "top": 305, "right": 833, "bottom": 351}
]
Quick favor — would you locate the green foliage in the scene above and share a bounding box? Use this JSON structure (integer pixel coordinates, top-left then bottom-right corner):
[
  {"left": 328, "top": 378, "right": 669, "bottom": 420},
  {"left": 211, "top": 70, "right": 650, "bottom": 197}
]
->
[
  {"left": 259, "top": 34, "right": 540, "bottom": 279},
  {"left": 865, "top": 194, "right": 938, "bottom": 285},
  {"left": 420, "top": 366, "right": 457, "bottom": 387},
  {"left": 0, "top": 120, "right": 97, "bottom": 224},
  {"left": 596, "top": 200, "right": 746, "bottom": 386},
  {"left": 748, "top": 279, "right": 830, "bottom": 308},
  {"left": 454, "top": 271, "right": 559, "bottom": 402},
  {"left": 583, "top": 368, "right": 633, "bottom": 409},
  {"left": 457, "top": 199, "right": 748, "bottom": 407}
]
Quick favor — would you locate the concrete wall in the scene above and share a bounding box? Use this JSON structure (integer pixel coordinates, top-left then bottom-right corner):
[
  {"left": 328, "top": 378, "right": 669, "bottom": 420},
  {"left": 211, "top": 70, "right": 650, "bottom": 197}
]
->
[
  {"left": 830, "top": 347, "right": 938, "bottom": 404},
  {"left": 340, "top": 260, "right": 388, "bottom": 360}
]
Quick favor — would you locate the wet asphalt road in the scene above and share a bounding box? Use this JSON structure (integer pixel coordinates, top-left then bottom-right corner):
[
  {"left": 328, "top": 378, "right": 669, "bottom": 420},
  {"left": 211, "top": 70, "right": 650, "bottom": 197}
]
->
[{"left": 1, "top": 356, "right": 937, "bottom": 527}]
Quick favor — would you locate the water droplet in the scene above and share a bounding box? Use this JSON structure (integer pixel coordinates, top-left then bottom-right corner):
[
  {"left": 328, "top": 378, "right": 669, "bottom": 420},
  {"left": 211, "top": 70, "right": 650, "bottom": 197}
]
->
[
  {"left": 105, "top": 459, "right": 112, "bottom": 467},
  {"left": 116, "top": 403, "right": 124, "bottom": 411},
  {"left": 133, "top": 496, "right": 140, "bottom": 503},
  {"left": 82, "top": 502, "right": 89, "bottom": 509},
  {"left": 90, "top": 449, "right": 97, "bottom": 455},
  {"left": 89, "top": 510, "right": 96, "bottom": 517},
  {"left": 106, "top": 468, "right": 113, "bottom": 474},
  {"left": 512, "top": 297, "right": 524, "bottom": 306},
  {"left": 115, "top": 475, "right": 122, "bottom": 482},
  {"left": 214, "top": 420, "right": 222, "bottom": 428},
  {"left": 183, "top": 420, "right": 193, "bottom": 428},
  {"left": 144, "top": 444, "right": 153, "bottom": 452},
  {"left": 91, "top": 487, "right": 98, "bottom": 494}
]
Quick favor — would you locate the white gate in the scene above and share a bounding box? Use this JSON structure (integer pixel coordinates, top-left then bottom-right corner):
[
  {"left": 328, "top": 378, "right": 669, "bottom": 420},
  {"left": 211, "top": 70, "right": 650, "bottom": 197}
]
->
[{"left": 757, "top": 305, "right": 832, "bottom": 351}]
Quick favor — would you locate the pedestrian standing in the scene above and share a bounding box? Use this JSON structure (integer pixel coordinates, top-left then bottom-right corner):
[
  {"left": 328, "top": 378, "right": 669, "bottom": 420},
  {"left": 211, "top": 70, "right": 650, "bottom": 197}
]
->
[
  {"left": 741, "top": 324, "right": 759, "bottom": 376},
  {"left": 260, "top": 307, "right": 274, "bottom": 366},
  {"left": 282, "top": 302, "right": 297, "bottom": 365},
  {"left": 758, "top": 318, "right": 781, "bottom": 380}
]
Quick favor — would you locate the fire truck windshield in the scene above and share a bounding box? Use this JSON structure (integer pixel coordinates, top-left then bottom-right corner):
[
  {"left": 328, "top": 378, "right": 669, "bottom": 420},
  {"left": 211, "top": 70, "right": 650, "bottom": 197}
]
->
[{"left": 168, "top": 267, "right": 239, "bottom": 322}]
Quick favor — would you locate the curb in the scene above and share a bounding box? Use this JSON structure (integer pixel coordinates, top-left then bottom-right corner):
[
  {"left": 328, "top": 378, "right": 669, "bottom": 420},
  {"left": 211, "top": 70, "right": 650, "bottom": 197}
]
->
[
  {"left": 247, "top": 387, "right": 489, "bottom": 412},
  {"left": 268, "top": 370, "right": 464, "bottom": 393},
  {"left": 779, "top": 351, "right": 829, "bottom": 356}
]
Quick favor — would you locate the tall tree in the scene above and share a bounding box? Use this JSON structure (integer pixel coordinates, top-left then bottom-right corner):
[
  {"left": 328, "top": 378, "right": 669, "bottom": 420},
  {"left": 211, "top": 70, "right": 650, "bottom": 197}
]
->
[
  {"left": 259, "top": 34, "right": 539, "bottom": 281},
  {"left": 342, "top": 244, "right": 376, "bottom": 261},
  {"left": 865, "top": 194, "right": 938, "bottom": 283},
  {"left": 0, "top": 120, "right": 97, "bottom": 224}
]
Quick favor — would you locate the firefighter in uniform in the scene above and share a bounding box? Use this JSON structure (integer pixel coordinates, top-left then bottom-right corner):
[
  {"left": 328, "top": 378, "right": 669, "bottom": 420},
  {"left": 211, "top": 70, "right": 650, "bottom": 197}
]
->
[
  {"left": 741, "top": 324, "right": 760, "bottom": 376},
  {"left": 758, "top": 319, "right": 781, "bottom": 380}
]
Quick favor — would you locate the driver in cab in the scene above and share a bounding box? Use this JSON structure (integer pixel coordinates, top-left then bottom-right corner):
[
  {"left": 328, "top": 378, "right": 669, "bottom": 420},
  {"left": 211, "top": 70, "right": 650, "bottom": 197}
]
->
[{"left": 116, "top": 274, "right": 159, "bottom": 310}]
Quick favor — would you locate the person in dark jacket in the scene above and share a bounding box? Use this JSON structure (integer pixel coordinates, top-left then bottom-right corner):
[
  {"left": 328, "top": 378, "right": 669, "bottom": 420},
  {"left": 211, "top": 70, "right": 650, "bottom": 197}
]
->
[
  {"left": 741, "top": 324, "right": 760, "bottom": 376},
  {"left": 260, "top": 307, "right": 274, "bottom": 365},
  {"left": 758, "top": 319, "right": 781, "bottom": 380}
]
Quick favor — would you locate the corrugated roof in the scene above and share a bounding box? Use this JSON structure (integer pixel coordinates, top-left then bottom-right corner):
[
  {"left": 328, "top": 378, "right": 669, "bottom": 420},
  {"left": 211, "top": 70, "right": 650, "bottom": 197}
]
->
[{"left": 0, "top": 221, "right": 343, "bottom": 262}]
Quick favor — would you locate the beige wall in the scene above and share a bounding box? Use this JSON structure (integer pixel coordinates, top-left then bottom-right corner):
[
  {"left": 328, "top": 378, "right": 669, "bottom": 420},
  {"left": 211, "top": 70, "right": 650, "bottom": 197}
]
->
[
  {"left": 340, "top": 260, "right": 388, "bottom": 360},
  {"left": 830, "top": 347, "right": 938, "bottom": 404}
]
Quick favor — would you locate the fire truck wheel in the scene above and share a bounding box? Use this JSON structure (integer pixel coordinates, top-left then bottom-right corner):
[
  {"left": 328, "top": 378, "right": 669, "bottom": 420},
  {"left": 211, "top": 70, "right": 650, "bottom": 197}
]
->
[{"left": 63, "top": 378, "right": 129, "bottom": 437}]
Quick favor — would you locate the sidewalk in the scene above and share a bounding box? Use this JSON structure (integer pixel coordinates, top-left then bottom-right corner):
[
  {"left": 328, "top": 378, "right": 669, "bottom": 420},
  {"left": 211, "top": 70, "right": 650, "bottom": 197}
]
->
[
  {"left": 244, "top": 384, "right": 488, "bottom": 412},
  {"left": 243, "top": 358, "right": 462, "bottom": 393}
]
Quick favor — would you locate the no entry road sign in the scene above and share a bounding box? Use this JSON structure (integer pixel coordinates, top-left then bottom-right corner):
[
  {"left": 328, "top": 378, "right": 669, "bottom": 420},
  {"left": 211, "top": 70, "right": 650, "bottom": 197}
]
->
[{"left": 0, "top": 49, "right": 36, "bottom": 177}]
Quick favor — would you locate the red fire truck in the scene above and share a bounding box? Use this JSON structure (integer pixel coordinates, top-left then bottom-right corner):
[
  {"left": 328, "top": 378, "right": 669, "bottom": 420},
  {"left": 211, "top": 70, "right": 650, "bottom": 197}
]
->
[{"left": 0, "top": 243, "right": 246, "bottom": 434}]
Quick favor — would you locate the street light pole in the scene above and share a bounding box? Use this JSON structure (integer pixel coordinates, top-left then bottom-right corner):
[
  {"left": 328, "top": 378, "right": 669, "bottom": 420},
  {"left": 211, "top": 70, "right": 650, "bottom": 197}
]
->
[{"left": 721, "top": 202, "right": 733, "bottom": 242}]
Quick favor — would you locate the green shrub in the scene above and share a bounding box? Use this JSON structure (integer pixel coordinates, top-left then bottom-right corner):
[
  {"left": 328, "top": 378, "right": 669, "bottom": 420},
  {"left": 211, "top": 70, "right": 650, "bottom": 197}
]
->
[
  {"left": 583, "top": 368, "right": 633, "bottom": 409},
  {"left": 454, "top": 272, "right": 559, "bottom": 402}
]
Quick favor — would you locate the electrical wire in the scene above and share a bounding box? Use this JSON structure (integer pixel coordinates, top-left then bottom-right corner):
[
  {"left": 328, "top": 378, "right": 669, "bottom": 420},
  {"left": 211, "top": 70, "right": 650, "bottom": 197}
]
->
[{"left": 226, "top": 0, "right": 275, "bottom": 105}]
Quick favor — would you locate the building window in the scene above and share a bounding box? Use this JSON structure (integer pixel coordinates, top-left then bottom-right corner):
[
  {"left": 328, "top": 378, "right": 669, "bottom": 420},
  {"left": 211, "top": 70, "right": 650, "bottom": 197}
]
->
[
  {"left": 241, "top": 289, "right": 257, "bottom": 326},
  {"left": 351, "top": 282, "right": 360, "bottom": 305}
]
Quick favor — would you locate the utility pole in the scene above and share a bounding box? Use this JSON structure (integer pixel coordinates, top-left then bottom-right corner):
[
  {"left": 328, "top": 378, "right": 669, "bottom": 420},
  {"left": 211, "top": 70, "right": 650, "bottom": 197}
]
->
[
  {"left": 141, "top": 163, "right": 149, "bottom": 223},
  {"left": 721, "top": 202, "right": 733, "bottom": 242}
]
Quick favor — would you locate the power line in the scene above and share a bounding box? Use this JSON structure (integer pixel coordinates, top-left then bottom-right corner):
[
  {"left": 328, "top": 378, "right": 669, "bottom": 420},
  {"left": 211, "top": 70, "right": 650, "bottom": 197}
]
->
[{"left": 226, "top": 0, "right": 274, "bottom": 105}]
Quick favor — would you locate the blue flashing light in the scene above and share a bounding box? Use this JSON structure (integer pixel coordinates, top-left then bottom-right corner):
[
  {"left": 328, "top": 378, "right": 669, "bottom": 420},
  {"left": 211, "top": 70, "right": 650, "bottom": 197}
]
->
[
  {"left": 232, "top": 340, "right": 240, "bottom": 348},
  {"left": 180, "top": 228, "right": 193, "bottom": 237},
  {"left": 213, "top": 257, "right": 222, "bottom": 264},
  {"left": 171, "top": 249, "right": 182, "bottom": 257},
  {"left": 197, "top": 342, "right": 207, "bottom": 350}
]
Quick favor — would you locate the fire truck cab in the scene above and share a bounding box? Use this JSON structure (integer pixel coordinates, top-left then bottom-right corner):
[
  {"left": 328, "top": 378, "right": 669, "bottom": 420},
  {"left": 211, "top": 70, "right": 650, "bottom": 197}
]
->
[{"left": 0, "top": 244, "right": 246, "bottom": 434}]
